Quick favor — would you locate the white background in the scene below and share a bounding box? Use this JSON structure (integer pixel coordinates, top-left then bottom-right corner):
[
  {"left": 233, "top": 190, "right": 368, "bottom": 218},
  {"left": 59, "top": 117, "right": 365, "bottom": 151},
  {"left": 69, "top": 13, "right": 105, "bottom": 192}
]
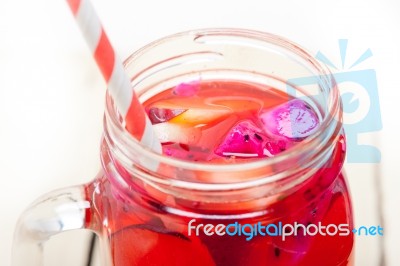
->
[{"left": 1, "top": 0, "right": 399, "bottom": 265}]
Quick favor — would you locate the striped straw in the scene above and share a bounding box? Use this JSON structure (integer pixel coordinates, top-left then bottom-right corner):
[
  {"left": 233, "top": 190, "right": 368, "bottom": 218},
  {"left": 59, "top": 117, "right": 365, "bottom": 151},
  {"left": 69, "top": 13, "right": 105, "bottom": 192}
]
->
[{"left": 66, "top": 0, "right": 161, "bottom": 154}]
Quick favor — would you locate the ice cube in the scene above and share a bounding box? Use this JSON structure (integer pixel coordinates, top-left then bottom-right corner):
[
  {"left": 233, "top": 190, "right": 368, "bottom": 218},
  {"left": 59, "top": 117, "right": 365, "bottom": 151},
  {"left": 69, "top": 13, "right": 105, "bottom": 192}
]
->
[
  {"left": 215, "top": 120, "right": 266, "bottom": 158},
  {"left": 259, "top": 99, "right": 319, "bottom": 140}
]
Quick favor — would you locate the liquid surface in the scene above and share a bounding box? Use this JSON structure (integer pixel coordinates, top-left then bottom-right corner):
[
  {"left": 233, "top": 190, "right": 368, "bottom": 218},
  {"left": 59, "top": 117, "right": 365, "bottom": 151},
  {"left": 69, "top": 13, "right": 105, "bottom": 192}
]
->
[{"left": 144, "top": 80, "right": 320, "bottom": 162}]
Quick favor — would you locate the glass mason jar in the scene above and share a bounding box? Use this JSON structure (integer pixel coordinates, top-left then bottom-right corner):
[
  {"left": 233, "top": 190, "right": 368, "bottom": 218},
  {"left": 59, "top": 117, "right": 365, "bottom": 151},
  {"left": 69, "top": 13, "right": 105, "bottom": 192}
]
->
[{"left": 13, "top": 29, "right": 354, "bottom": 266}]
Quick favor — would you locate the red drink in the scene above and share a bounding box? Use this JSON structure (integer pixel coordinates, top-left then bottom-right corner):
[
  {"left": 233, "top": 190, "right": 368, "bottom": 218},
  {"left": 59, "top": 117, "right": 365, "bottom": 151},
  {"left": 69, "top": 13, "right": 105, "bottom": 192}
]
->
[
  {"left": 86, "top": 80, "right": 354, "bottom": 266},
  {"left": 11, "top": 29, "right": 354, "bottom": 266}
]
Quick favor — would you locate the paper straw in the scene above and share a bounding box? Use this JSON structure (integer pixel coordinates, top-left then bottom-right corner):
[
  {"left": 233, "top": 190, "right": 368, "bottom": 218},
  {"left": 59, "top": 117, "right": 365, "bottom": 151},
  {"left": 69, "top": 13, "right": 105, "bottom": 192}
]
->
[{"left": 66, "top": 0, "right": 161, "bottom": 154}]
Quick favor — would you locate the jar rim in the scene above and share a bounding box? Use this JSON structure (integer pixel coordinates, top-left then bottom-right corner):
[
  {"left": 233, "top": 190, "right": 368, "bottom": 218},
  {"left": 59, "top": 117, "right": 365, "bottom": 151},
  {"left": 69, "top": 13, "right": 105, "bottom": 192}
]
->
[{"left": 103, "top": 28, "right": 343, "bottom": 190}]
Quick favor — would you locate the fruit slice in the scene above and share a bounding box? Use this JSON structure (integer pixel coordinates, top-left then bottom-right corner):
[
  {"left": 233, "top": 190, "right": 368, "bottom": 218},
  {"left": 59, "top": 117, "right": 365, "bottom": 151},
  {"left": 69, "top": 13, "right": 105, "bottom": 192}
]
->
[
  {"left": 260, "top": 99, "right": 320, "bottom": 140},
  {"left": 149, "top": 99, "right": 230, "bottom": 126},
  {"left": 169, "top": 108, "right": 231, "bottom": 126},
  {"left": 150, "top": 96, "right": 263, "bottom": 126},
  {"left": 111, "top": 224, "right": 215, "bottom": 266},
  {"left": 147, "top": 107, "right": 186, "bottom": 124},
  {"left": 153, "top": 122, "right": 202, "bottom": 144},
  {"left": 215, "top": 120, "right": 266, "bottom": 158}
]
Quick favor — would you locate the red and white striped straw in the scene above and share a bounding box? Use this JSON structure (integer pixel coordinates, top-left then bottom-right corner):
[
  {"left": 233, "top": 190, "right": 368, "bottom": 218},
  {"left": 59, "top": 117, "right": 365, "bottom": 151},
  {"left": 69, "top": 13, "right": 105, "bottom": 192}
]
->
[{"left": 66, "top": 0, "right": 161, "bottom": 154}]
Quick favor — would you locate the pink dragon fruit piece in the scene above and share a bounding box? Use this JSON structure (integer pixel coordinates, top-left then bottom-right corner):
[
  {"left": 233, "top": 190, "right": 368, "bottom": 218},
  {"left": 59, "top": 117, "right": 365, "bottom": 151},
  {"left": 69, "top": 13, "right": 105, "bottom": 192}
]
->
[
  {"left": 147, "top": 107, "right": 186, "bottom": 124},
  {"left": 173, "top": 81, "right": 200, "bottom": 97},
  {"left": 259, "top": 99, "right": 320, "bottom": 140},
  {"left": 264, "top": 140, "right": 287, "bottom": 156},
  {"left": 215, "top": 120, "right": 266, "bottom": 158}
]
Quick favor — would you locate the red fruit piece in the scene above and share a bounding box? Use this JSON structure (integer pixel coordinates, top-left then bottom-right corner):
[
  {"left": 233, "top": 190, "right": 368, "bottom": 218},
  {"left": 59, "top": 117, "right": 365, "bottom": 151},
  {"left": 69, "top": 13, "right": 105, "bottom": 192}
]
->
[
  {"left": 111, "top": 224, "right": 215, "bottom": 266},
  {"left": 264, "top": 140, "right": 287, "bottom": 156},
  {"left": 148, "top": 107, "right": 186, "bottom": 124},
  {"left": 260, "top": 99, "right": 319, "bottom": 140},
  {"left": 298, "top": 191, "right": 354, "bottom": 266},
  {"left": 199, "top": 232, "right": 274, "bottom": 266},
  {"left": 215, "top": 120, "right": 266, "bottom": 158}
]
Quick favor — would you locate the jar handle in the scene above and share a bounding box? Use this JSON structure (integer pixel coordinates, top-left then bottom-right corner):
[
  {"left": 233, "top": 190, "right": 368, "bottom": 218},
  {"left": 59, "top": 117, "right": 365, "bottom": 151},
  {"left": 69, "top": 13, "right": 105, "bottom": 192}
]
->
[{"left": 12, "top": 185, "right": 92, "bottom": 265}]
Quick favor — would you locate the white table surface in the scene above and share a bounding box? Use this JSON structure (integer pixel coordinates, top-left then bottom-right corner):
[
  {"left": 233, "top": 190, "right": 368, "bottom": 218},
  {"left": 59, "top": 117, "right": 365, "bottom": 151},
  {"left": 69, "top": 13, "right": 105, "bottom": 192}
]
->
[{"left": 1, "top": 0, "right": 399, "bottom": 265}]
